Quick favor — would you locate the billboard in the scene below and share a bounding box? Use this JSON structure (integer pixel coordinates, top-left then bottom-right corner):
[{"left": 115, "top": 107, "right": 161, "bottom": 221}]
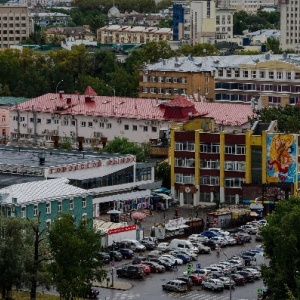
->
[{"left": 266, "top": 134, "right": 297, "bottom": 183}]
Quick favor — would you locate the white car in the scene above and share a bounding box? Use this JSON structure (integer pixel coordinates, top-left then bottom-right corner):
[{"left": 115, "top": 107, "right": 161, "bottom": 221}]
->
[
  {"left": 210, "top": 264, "right": 231, "bottom": 276},
  {"left": 244, "top": 267, "right": 262, "bottom": 279},
  {"left": 218, "top": 261, "right": 237, "bottom": 273},
  {"left": 188, "top": 234, "right": 208, "bottom": 243},
  {"left": 202, "top": 278, "right": 224, "bottom": 291},
  {"left": 205, "top": 266, "right": 224, "bottom": 277},
  {"left": 183, "top": 268, "right": 212, "bottom": 279},
  {"left": 209, "top": 228, "right": 230, "bottom": 236},
  {"left": 157, "top": 242, "right": 169, "bottom": 252},
  {"left": 223, "top": 235, "right": 237, "bottom": 246},
  {"left": 161, "top": 254, "right": 183, "bottom": 265},
  {"left": 210, "top": 236, "right": 227, "bottom": 247}
]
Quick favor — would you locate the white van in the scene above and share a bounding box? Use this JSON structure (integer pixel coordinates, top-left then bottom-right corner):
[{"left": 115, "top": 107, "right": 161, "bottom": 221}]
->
[
  {"left": 122, "top": 239, "right": 146, "bottom": 252},
  {"left": 168, "top": 239, "right": 199, "bottom": 254}
]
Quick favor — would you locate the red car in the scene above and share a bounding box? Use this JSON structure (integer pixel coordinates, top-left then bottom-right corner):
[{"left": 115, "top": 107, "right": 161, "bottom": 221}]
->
[
  {"left": 189, "top": 274, "right": 203, "bottom": 285},
  {"left": 137, "top": 263, "right": 151, "bottom": 275}
]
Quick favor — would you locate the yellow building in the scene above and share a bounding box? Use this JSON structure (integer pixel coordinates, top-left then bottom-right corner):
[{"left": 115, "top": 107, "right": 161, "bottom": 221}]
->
[
  {"left": 97, "top": 25, "right": 173, "bottom": 44},
  {"left": 169, "top": 118, "right": 297, "bottom": 215}
]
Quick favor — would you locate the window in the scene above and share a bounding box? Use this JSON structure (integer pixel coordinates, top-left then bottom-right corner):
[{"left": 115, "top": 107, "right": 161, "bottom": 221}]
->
[
  {"left": 251, "top": 71, "right": 256, "bottom": 78},
  {"left": 143, "top": 126, "right": 148, "bottom": 132},
  {"left": 175, "top": 142, "right": 195, "bottom": 151},
  {"left": 46, "top": 202, "right": 51, "bottom": 214},
  {"left": 99, "top": 122, "right": 104, "bottom": 128},
  {"left": 200, "top": 143, "right": 220, "bottom": 153},
  {"left": 200, "top": 159, "right": 220, "bottom": 169},
  {"left": 69, "top": 199, "right": 74, "bottom": 210},
  {"left": 165, "top": 77, "right": 171, "bottom": 83},
  {"left": 225, "top": 177, "right": 245, "bottom": 188},
  {"left": 71, "top": 120, "right": 76, "bottom": 126},
  {"left": 63, "top": 120, "right": 68, "bottom": 126},
  {"left": 243, "top": 71, "right": 248, "bottom": 78},
  {"left": 277, "top": 72, "right": 283, "bottom": 79},
  {"left": 133, "top": 125, "right": 137, "bottom": 131},
  {"left": 175, "top": 158, "right": 195, "bottom": 167},
  {"left": 151, "top": 126, "right": 157, "bottom": 132},
  {"left": 88, "top": 122, "right": 93, "bottom": 127},
  {"left": 259, "top": 71, "right": 265, "bottom": 78},
  {"left": 81, "top": 121, "right": 86, "bottom": 127},
  {"left": 269, "top": 71, "right": 274, "bottom": 79},
  {"left": 150, "top": 76, "right": 155, "bottom": 82},
  {"left": 175, "top": 173, "right": 195, "bottom": 183},
  {"left": 54, "top": 119, "right": 59, "bottom": 125},
  {"left": 158, "top": 76, "right": 163, "bottom": 83},
  {"left": 106, "top": 123, "right": 112, "bottom": 129},
  {"left": 21, "top": 206, "right": 26, "bottom": 218},
  {"left": 82, "top": 198, "right": 86, "bottom": 208},
  {"left": 124, "top": 124, "right": 129, "bottom": 130},
  {"left": 46, "top": 119, "right": 51, "bottom": 124},
  {"left": 33, "top": 205, "right": 38, "bottom": 216},
  {"left": 200, "top": 176, "right": 220, "bottom": 185},
  {"left": 58, "top": 201, "right": 62, "bottom": 212}
]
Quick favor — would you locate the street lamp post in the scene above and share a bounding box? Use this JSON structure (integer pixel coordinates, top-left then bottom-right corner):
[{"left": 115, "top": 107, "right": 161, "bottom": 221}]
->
[
  {"left": 56, "top": 80, "right": 63, "bottom": 94},
  {"left": 224, "top": 252, "right": 232, "bottom": 300}
]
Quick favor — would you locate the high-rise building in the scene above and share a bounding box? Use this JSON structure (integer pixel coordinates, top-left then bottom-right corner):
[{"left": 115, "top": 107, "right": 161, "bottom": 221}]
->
[
  {"left": 0, "top": 6, "right": 29, "bottom": 48},
  {"left": 280, "top": 0, "right": 298, "bottom": 51}
]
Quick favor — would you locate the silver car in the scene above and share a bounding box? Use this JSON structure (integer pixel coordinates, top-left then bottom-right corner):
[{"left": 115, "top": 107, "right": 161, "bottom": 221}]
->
[
  {"left": 162, "top": 280, "right": 188, "bottom": 292},
  {"left": 202, "top": 278, "right": 224, "bottom": 291}
]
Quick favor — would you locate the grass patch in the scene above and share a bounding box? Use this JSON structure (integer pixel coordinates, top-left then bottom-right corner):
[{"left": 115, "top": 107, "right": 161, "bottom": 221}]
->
[{"left": 12, "top": 291, "right": 59, "bottom": 300}]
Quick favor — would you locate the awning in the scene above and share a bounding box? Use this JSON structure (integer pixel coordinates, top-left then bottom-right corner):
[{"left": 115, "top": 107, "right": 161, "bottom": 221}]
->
[{"left": 250, "top": 211, "right": 259, "bottom": 217}]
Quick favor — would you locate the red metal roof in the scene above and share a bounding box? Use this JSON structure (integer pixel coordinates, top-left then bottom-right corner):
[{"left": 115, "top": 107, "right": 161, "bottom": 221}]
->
[
  {"left": 84, "top": 86, "right": 97, "bottom": 96},
  {"left": 13, "top": 93, "right": 254, "bottom": 125},
  {"left": 162, "top": 96, "right": 194, "bottom": 108}
]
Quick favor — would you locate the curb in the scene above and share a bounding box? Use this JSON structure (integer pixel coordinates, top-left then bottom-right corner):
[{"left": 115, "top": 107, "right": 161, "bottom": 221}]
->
[{"left": 94, "top": 281, "right": 132, "bottom": 291}]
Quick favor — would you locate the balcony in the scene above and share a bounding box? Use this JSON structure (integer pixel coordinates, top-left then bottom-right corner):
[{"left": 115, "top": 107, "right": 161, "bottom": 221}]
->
[{"left": 149, "top": 138, "right": 169, "bottom": 158}]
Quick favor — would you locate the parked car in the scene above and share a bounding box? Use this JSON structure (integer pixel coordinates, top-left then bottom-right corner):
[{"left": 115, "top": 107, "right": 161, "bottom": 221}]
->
[
  {"left": 188, "top": 234, "right": 208, "bottom": 243},
  {"left": 149, "top": 258, "right": 173, "bottom": 270},
  {"left": 188, "top": 274, "right": 204, "bottom": 285},
  {"left": 162, "top": 280, "right": 188, "bottom": 292},
  {"left": 202, "top": 239, "right": 217, "bottom": 250},
  {"left": 227, "top": 259, "right": 244, "bottom": 270},
  {"left": 148, "top": 250, "right": 162, "bottom": 259},
  {"left": 191, "top": 241, "right": 211, "bottom": 254},
  {"left": 109, "top": 250, "right": 123, "bottom": 261},
  {"left": 218, "top": 276, "right": 236, "bottom": 289},
  {"left": 122, "top": 239, "right": 146, "bottom": 252},
  {"left": 205, "top": 266, "right": 224, "bottom": 278},
  {"left": 161, "top": 254, "right": 183, "bottom": 265},
  {"left": 176, "top": 276, "right": 193, "bottom": 288},
  {"left": 202, "top": 278, "right": 224, "bottom": 291},
  {"left": 118, "top": 248, "right": 134, "bottom": 259},
  {"left": 243, "top": 267, "right": 262, "bottom": 279},
  {"left": 210, "top": 236, "right": 227, "bottom": 247},
  {"left": 237, "top": 270, "right": 255, "bottom": 282},
  {"left": 157, "top": 242, "right": 169, "bottom": 252},
  {"left": 239, "top": 225, "right": 259, "bottom": 234},
  {"left": 141, "top": 236, "right": 158, "bottom": 245},
  {"left": 140, "top": 239, "right": 156, "bottom": 250},
  {"left": 132, "top": 256, "right": 147, "bottom": 264},
  {"left": 223, "top": 235, "right": 237, "bottom": 246},
  {"left": 172, "top": 252, "right": 192, "bottom": 263},
  {"left": 116, "top": 265, "right": 145, "bottom": 279},
  {"left": 85, "top": 287, "right": 99, "bottom": 299},
  {"left": 142, "top": 261, "right": 165, "bottom": 273},
  {"left": 136, "top": 263, "right": 151, "bottom": 275},
  {"left": 170, "top": 249, "right": 197, "bottom": 261},
  {"left": 201, "top": 231, "right": 221, "bottom": 239},
  {"left": 230, "top": 273, "right": 246, "bottom": 285},
  {"left": 183, "top": 268, "right": 212, "bottom": 280},
  {"left": 97, "top": 252, "right": 110, "bottom": 264},
  {"left": 255, "top": 233, "right": 262, "bottom": 241},
  {"left": 208, "top": 228, "right": 230, "bottom": 236},
  {"left": 233, "top": 232, "right": 252, "bottom": 243}
]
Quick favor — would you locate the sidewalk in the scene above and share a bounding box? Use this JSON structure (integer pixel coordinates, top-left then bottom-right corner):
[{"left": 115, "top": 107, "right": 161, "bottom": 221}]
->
[{"left": 94, "top": 279, "right": 132, "bottom": 291}]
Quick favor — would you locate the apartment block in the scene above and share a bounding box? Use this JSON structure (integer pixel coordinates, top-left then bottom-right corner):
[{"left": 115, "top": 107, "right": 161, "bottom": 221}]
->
[{"left": 0, "top": 6, "right": 29, "bottom": 48}]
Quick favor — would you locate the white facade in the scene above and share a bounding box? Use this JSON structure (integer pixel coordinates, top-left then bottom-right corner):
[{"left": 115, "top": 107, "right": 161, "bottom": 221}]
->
[
  {"left": 228, "top": 0, "right": 276, "bottom": 12},
  {"left": 215, "top": 8, "right": 234, "bottom": 41}
]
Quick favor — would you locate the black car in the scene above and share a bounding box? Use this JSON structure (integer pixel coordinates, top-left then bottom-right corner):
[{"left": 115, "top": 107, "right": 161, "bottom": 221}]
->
[
  {"left": 109, "top": 250, "right": 123, "bottom": 261},
  {"left": 119, "top": 248, "right": 135, "bottom": 259},
  {"left": 116, "top": 265, "right": 145, "bottom": 279},
  {"left": 140, "top": 240, "right": 156, "bottom": 250},
  {"left": 85, "top": 287, "right": 99, "bottom": 298},
  {"left": 202, "top": 240, "right": 217, "bottom": 250},
  {"left": 98, "top": 252, "right": 110, "bottom": 264}
]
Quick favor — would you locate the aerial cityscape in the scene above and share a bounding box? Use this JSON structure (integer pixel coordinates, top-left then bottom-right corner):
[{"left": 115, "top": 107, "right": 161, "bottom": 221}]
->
[{"left": 0, "top": 0, "right": 299, "bottom": 299}]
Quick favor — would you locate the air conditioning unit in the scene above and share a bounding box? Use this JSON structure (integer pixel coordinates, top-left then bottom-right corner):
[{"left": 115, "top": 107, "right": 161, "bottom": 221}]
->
[
  {"left": 70, "top": 131, "right": 75, "bottom": 137},
  {"left": 93, "top": 119, "right": 98, "bottom": 123},
  {"left": 28, "top": 128, "right": 32, "bottom": 133},
  {"left": 117, "top": 119, "right": 122, "bottom": 124},
  {"left": 22, "top": 124, "right": 27, "bottom": 127}
]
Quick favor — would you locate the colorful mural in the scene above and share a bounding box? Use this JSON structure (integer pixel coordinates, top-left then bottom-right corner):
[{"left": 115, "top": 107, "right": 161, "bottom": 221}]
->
[{"left": 266, "top": 134, "right": 297, "bottom": 183}]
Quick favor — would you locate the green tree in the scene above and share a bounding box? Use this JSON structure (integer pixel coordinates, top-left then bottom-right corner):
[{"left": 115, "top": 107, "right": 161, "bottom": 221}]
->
[
  {"left": 48, "top": 214, "right": 106, "bottom": 300},
  {"left": 179, "top": 43, "right": 218, "bottom": 56},
  {"left": 0, "top": 216, "right": 32, "bottom": 300},
  {"left": 260, "top": 197, "right": 300, "bottom": 299},
  {"left": 155, "top": 161, "right": 171, "bottom": 188},
  {"left": 266, "top": 37, "right": 281, "bottom": 54},
  {"left": 103, "top": 137, "right": 149, "bottom": 162},
  {"left": 141, "top": 40, "right": 175, "bottom": 63}
]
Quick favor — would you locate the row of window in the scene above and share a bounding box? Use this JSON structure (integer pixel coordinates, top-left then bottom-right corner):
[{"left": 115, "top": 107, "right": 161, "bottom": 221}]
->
[
  {"left": 175, "top": 174, "right": 245, "bottom": 187},
  {"left": 21, "top": 198, "right": 86, "bottom": 218},
  {"left": 143, "top": 76, "right": 187, "bottom": 84},
  {"left": 175, "top": 142, "right": 246, "bottom": 155},
  {"left": 175, "top": 158, "right": 246, "bottom": 171},
  {"left": 0, "top": 16, "right": 26, "bottom": 20},
  {"left": 200, "top": 192, "right": 239, "bottom": 204},
  {"left": 142, "top": 87, "right": 188, "bottom": 95},
  {"left": 217, "top": 69, "right": 296, "bottom": 80}
]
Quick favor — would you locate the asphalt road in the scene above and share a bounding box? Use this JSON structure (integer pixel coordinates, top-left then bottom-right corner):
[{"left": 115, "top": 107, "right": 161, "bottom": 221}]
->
[{"left": 98, "top": 237, "right": 265, "bottom": 300}]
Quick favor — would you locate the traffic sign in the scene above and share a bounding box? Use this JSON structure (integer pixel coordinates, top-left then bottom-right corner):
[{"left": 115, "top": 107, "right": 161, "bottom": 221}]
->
[
  {"left": 186, "top": 262, "right": 193, "bottom": 271},
  {"left": 196, "top": 263, "right": 202, "bottom": 270},
  {"left": 257, "top": 288, "right": 263, "bottom": 295}
]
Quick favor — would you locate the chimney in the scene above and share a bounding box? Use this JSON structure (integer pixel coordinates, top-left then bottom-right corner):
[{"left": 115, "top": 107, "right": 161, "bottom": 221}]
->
[
  {"left": 59, "top": 91, "right": 64, "bottom": 99},
  {"left": 66, "top": 97, "right": 72, "bottom": 104}
]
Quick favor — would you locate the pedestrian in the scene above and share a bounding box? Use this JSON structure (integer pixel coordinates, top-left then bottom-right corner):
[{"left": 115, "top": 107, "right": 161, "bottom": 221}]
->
[
  {"left": 173, "top": 260, "right": 178, "bottom": 271},
  {"left": 175, "top": 208, "right": 179, "bottom": 218}
]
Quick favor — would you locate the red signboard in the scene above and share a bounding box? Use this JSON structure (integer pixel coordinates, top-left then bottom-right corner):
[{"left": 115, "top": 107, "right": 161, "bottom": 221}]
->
[{"left": 108, "top": 224, "right": 137, "bottom": 235}]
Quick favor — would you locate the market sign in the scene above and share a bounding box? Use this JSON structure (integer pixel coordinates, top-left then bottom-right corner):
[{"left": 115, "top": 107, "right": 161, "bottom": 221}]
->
[
  {"left": 108, "top": 224, "right": 137, "bottom": 235},
  {"left": 49, "top": 155, "right": 136, "bottom": 174}
]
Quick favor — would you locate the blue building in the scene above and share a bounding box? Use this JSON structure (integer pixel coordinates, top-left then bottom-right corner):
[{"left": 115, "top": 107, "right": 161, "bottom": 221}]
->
[
  {"left": 173, "top": 4, "right": 184, "bottom": 41},
  {"left": 0, "top": 178, "right": 93, "bottom": 229}
]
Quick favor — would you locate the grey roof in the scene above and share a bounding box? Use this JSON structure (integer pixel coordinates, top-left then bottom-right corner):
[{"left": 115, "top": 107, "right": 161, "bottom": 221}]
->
[
  {"left": 146, "top": 54, "right": 300, "bottom": 72},
  {"left": 0, "top": 173, "right": 44, "bottom": 189},
  {"left": 0, "top": 178, "right": 91, "bottom": 205},
  {"left": 0, "top": 146, "right": 129, "bottom": 168}
]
